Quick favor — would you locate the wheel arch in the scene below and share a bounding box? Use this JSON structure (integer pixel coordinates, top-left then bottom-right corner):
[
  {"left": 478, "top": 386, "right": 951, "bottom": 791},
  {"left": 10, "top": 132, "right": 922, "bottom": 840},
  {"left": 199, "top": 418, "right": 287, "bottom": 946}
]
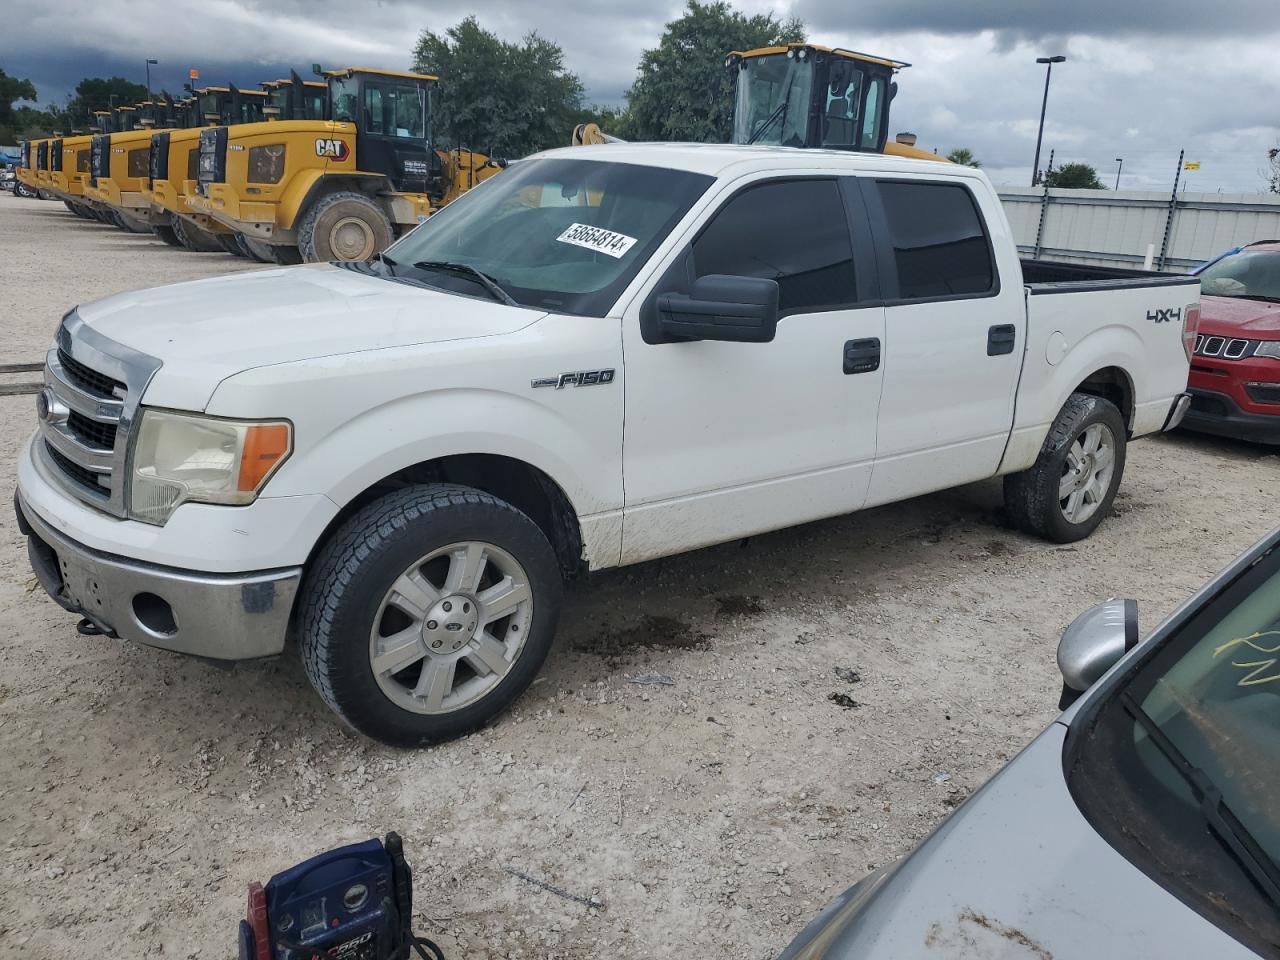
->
[
  {"left": 1074, "top": 365, "right": 1135, "bottom": 433},
  {"left": 303, "top": 453, "right": 586, "bottom": 584},
  {"left": 289, "top": 172, "right": 390, "bottom": 229}
]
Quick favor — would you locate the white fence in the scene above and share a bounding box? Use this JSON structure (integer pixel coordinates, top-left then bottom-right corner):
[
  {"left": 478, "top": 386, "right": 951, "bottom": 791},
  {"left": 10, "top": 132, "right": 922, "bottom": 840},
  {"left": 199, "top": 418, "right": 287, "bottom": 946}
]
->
[{"left": 998, "top": 186, "right": 1280, "bottom": 274}]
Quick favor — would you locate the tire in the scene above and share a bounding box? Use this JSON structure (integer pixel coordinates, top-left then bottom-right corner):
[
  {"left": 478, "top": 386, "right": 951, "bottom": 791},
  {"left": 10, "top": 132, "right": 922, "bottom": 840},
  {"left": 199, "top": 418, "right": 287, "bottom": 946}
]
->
[
  {"left": 238, "top": 235, "right": 273, "bottom": 262},
  {"left": 15, "top": 182, "right": 37, "bottom": 199},
  {"left": 153, "top": 222, "right": 183, "bottom": 246},
  {"left": 300, "top": 484, "right": 563, "bottom": 747},
  {"left": 1004, "top": 392, "right": 1127, "bottom": 543},
  {"left": 297, "top": 190, "right": 393, "bottom": 262},
  {"left": 62, "top": 199, "right": 78, "bottom": 215},
  {"left": 170, "top": 215, "right": 224, "bottom": 253},
  {"left": 70, "top": 201, "right": 95, "bottom": 220},
  {"left": 266, "top": 243, "right": 303, "bottom": 265},
  {"left": 113, "top": 209, "right": 152, "bottom": 234},
  {"left": 216, "top": 233, "right": 246, "bottom": 257}
]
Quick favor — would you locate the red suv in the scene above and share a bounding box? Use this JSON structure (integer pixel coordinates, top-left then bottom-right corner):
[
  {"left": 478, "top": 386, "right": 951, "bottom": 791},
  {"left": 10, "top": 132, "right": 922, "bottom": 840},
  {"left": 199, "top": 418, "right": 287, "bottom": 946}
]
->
[{"left": 1183, "top": 241, "right": 1280, "bottom": 444}]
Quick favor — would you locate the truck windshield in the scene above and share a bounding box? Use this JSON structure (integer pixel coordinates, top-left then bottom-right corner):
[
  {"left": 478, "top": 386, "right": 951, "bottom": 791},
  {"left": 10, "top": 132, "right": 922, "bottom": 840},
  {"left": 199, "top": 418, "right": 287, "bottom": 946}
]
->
[
  {"left": 1197, "top": 250, "right": 1280, "bottom": 302},
  {"left": 732, "top": 53, "right": 813, "bottom": 147},
  {"left": 386, "top": 158, "right": 714, "bottom": 317},
  {"left": 1068, "top": 542, "right": 1280, "bottom": 954}
]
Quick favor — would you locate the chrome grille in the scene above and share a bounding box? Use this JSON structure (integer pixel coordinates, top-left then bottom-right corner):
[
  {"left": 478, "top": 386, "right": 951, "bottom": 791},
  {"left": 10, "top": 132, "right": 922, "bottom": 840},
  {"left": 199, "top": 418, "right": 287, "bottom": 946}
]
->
[
  {"left": 37, "top": 312, "right": 161, "bottom": 517},
  {"left": 1194, "top": 334, "right": 1255, "bottom": 360}
]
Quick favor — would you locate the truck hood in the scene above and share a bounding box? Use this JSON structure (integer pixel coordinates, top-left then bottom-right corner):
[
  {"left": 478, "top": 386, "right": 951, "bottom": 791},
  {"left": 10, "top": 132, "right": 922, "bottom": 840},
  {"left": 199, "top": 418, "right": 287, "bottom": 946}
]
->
[
  {"left": 1199, "top": 294, "right": 1280, "bottom": 338},
  {"left": 76, "top": 263, "right": 548, "bottom": 410},
  {"left": 778, "top": 726, "right": 1254, "bottom": 960}
]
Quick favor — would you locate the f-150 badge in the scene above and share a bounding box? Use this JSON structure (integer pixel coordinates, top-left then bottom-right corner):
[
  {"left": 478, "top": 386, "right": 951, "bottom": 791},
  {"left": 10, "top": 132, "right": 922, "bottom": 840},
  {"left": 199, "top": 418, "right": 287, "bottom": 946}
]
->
[{"left": 532, "top": 370, "right": 616, "bottom": 389}]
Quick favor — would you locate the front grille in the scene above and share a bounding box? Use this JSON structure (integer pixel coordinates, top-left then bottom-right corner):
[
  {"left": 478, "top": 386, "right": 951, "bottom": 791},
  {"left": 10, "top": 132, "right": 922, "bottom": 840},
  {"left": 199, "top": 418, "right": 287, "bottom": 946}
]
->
[
  {"left": 58, "top": 347, "right": 125, "bottom": 398},
  {"left": 90, "top": 135, "right": 109, "bottom": 180},
  {"left": 39, "top": 314, "right": 160, "bottom": 518},
  {"left": 45, "top": 440, "right": 107, "bottom": 491},
  {"left": 67, "top": 410, "right": 117, "bottom": 450},
  {"left": 149, "top": 131, "right": 170, "bottom": 184},
  {"left": 36, "top": 141, "right": 48, "bottom": 170},
  {"left": 50, "top": 139, "right": 63, "bottom": 172},
  {"left": 1245, "top": 382, "right": 1280, "bottom": 406},
  {"left": 1194, "top": 334, "right": 1255, "bottom": 360},
  {"left": 196, "top": 126, "right": 228, "bottom": 194}
]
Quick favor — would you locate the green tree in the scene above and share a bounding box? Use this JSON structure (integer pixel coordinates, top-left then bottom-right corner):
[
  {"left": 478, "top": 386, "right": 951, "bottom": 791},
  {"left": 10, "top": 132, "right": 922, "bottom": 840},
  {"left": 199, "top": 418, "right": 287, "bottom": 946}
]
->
[
  {"left": 1044, "top": 162, "right": 1106, "bottom": 189},
  {"left": 946, "top": 147, "right": 981, "bottom": 167},
  {"left": 413, "top": 16, "right": 585, "bottom": 158},
  {"left": 621, "top": 0, "right": 804, "bottom": 142},
  {"left": 0, "top": 67, "right": 38, "bottom": 126},
  {"left": 65, "top": 76, "right": 149, "bottom": 126}
]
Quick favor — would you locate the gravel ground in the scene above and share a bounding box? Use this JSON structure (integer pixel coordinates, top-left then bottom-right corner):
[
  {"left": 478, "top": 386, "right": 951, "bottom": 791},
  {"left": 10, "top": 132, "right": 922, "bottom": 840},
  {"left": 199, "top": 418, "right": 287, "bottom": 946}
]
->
[{"left": 1, "top": 194, "right": 1276, "bottom": 960}]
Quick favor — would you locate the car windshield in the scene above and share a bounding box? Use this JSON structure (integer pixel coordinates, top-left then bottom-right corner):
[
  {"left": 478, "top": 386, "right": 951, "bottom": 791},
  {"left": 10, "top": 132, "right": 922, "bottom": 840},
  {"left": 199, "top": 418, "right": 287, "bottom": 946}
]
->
[
  {"left": 1197, "top": 250, "right": 1280, "bottom": 301},
  {"left": 385, "top": 157, "right": 714, "bottom": 317},
  {"left": 732, "top": 53, "right": 813, "bottom": 147},
  {"left": 1068, "top": 541, "right": 1280, "bottom": 954}
]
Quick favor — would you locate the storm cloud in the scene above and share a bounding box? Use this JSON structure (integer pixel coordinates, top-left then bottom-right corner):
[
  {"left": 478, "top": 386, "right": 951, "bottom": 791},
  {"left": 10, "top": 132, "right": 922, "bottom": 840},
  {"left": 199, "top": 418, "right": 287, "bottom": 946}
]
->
[{"left": 3, "top": 0, "right": 1277, "bottom": 193}]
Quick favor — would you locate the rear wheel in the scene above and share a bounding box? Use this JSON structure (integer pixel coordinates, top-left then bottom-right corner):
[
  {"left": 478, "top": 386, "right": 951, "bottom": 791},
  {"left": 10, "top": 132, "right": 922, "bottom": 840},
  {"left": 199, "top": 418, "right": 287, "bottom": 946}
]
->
[
  {"left": 300, "top": 484, "right": 563, "bottom": 747},
  {"left": 170, "top": 215, "right": 224, "bottom": 253},
  {"left": 216, "top": 233, "right": 246, "bottom": 257},
  {"left": 239, "top": 236, "right": 274, "bottom": 263},
  {"left": 298, "top": 191, "right": 393, "bottom": 262},
  {"left": 1004, "top": 392, "right": 1127, "bottom": 543},
  {"left": 266, "top": 243, "right": 303, "bottom": 265},
  {"left": 153, "top": 223, "right": 183, "bottom": 246}
]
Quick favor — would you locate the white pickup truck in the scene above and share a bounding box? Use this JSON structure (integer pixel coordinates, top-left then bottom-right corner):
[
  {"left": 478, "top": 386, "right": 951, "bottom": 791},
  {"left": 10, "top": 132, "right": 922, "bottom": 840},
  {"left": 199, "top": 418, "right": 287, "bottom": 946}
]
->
[{"left": 16, "top": 144, "right": 1199, "bottom": 745}]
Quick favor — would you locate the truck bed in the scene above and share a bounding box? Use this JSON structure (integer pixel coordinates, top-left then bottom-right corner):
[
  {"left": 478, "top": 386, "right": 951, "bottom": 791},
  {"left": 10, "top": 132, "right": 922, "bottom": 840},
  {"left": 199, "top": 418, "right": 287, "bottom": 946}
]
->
[{"left": 1020, "top": 258, "right": 1195, "bottom": 293}]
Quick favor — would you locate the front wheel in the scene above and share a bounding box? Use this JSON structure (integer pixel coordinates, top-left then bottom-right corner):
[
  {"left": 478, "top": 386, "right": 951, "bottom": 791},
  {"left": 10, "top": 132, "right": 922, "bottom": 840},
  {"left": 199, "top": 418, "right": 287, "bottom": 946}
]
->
[
  {"left": 1004, "top": 392, "right": 1127, "bottom": 543},
  {"left": 300, "top": 484, "right": 562, "bottom": 747}
]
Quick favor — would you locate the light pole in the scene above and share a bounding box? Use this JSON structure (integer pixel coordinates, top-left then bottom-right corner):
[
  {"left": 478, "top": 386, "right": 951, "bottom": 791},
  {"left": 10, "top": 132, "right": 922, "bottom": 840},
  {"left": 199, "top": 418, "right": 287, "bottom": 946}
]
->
[
  {"left": 1114, "top": 158, "right": 1124, "bottom": 190},
  {"left": 145, "top": 58, "right": 158, "bottom": 100},
  {"left": 1032, "top": 55, "right": 1066, "bottom": 186}
]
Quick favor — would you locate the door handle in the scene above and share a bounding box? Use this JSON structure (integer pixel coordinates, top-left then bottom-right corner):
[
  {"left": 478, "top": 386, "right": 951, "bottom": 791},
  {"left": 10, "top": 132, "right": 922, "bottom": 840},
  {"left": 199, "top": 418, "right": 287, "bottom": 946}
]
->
[
  {"left": 843, "top": 337, "right": 881, "bottom": 375},
  {"left": 987, "top": 324, "right": 1017, "bottom": 356}
]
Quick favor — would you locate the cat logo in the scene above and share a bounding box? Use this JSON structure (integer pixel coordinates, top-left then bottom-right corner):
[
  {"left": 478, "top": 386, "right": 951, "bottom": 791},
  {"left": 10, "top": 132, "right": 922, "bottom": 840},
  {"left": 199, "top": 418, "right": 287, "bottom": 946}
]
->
[{"left": 315, "top": 138, "right": 351, "bottom": 161}]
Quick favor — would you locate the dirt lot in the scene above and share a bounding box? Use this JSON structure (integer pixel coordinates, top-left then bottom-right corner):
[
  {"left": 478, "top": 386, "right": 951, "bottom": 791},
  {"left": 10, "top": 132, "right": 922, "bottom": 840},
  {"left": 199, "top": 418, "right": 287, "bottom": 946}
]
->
[{"left": 0, "top": 194, "right": 1275, "bottom": 959}]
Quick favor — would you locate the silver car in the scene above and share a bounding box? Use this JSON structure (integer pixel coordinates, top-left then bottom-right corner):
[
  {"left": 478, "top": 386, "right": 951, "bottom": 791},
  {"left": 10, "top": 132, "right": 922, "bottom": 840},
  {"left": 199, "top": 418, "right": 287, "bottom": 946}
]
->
[{"left": 779, "top": 531, "right": 1280, "bottom": 959}]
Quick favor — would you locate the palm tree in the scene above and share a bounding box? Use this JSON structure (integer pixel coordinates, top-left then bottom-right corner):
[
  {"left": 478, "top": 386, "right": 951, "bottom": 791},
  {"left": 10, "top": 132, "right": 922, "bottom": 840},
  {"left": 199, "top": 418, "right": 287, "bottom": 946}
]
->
[{"left": 946, "top": 147, "right": 981, "bottom": 168}]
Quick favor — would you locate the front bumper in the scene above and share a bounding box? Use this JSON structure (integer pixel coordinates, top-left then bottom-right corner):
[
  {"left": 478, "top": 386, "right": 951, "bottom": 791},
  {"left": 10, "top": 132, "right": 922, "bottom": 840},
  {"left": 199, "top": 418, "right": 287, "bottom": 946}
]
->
[
  {"left": 1182, "top": 388, "right": 1280, "bottom": 444},
  {"left": 16, "top": 490, "right": 301, "bottom": 661}
]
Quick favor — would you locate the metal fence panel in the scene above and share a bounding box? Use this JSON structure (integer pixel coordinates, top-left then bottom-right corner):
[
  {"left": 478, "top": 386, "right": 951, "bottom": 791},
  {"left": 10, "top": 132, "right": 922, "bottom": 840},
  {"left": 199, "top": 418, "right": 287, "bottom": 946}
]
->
[{"left": 997, "top": 186, "right": 1280, "bottom": 273}]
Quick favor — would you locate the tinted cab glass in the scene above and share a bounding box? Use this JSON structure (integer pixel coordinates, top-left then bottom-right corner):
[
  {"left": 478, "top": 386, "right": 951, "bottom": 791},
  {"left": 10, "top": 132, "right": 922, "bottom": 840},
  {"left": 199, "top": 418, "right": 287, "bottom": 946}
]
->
[{"left": 875, "top": 180, "right": 995, "bottom": 300}]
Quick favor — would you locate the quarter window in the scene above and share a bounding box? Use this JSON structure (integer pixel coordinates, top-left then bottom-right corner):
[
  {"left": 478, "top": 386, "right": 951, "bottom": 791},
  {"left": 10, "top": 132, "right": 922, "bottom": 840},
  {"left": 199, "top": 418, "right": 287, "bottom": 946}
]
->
[
  {"left": 876, "top": 180, "right": 995, "bottom": 300},
  {"left": 692, "top": 179, "right": 857, "bottom": 314}
]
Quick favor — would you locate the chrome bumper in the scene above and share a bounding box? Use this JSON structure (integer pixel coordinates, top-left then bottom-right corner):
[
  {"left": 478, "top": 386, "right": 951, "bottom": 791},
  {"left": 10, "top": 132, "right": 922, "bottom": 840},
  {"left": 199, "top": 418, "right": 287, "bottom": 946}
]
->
[
  {"left": 16, "top": 491, "right": 301, "bottom": 661},
  {"left": 1162, "top": 392, "right": 1192, "bottom": 432}
]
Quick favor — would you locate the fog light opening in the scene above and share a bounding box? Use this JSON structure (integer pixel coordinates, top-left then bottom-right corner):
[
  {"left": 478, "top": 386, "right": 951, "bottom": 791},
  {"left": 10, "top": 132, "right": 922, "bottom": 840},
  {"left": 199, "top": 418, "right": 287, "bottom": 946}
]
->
[{"left": 132, "top": 592, "right": 178, "bottom": 637}]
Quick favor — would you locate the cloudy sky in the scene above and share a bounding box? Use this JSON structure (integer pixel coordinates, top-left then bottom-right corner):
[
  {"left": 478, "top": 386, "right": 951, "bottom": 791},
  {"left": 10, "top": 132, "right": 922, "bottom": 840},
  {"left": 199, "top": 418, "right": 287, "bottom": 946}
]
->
[{"left": 5, "top": 0, "right": 1277, "bottom": 193}]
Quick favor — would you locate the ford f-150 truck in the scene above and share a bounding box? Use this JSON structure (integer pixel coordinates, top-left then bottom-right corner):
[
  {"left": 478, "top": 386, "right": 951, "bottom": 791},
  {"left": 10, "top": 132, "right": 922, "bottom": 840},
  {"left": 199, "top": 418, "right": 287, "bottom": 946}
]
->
[{"left": 15, "top": 144, "right": 1199, "bottom": 746}]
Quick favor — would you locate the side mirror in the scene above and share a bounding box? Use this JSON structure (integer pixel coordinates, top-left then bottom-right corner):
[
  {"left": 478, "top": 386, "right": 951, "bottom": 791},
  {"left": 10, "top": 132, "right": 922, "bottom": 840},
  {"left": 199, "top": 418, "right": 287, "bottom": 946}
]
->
[
  {"left": 1057, "top": 599, "right": 1138, "bottom": 709},
  {"left": 657, "top": 274, "right": 779, "bottom": 343}
]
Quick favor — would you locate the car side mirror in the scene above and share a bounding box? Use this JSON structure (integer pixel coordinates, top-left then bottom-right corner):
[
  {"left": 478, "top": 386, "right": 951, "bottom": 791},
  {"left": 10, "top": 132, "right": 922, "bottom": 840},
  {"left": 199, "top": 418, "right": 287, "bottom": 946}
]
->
[
  {"left": 1057, "top": 599, "right": 1138, "bottom": 709},
  {"left": 657, "top": 274, "right": 779, "bottom": 343}
]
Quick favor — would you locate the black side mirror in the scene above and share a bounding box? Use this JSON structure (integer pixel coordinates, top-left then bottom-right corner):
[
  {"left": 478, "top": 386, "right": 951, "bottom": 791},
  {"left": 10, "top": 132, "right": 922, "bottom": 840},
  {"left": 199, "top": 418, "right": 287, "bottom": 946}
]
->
[
  {"left": 1056, "top": 599, "right": 1138, "bottom": 709},
  {"left": 657, "top": 274, "right": 779, "bottom": 343}
]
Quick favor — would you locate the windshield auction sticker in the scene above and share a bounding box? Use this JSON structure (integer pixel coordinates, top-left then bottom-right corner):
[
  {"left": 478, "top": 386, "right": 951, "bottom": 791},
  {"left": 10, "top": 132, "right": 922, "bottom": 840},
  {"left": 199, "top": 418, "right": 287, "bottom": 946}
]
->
[{"left": 556, "top": 223, "right": 638, "bottom": 259}]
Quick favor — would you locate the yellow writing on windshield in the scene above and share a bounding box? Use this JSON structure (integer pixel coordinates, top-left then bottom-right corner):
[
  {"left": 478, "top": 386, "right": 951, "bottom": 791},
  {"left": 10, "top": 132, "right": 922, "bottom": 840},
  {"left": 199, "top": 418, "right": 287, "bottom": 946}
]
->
[{"left": 1213, "top": 630, "right": 1280, "bottom": 687}]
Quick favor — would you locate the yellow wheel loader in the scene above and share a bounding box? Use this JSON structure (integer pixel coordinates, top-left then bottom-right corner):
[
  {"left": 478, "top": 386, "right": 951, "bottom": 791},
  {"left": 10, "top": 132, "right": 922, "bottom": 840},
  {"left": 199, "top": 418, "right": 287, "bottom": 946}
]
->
[
  {"left": 88, "top": 90, "right": 268, "bottom": 237},
  {"left": 187, "top": 67, "right": 504, "bottom": 263},
  {"left": 141, "top": 86, "right": 280, "bottom": 254},
  {"left": 576, "top": 43, "right": 945, "bottom": 163},
  {"left": 14, "top": 139, "right": 43, "bottom": 197},
  {"left": 43, "top": 130, "right": 97, "bottom": 219}
]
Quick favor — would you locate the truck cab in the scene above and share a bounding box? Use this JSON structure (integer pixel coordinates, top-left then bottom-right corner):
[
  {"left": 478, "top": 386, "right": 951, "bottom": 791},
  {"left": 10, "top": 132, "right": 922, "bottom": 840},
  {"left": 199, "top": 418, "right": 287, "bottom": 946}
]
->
[{"left": 17, "top": 144, "right": 1196, "bottom": 748}]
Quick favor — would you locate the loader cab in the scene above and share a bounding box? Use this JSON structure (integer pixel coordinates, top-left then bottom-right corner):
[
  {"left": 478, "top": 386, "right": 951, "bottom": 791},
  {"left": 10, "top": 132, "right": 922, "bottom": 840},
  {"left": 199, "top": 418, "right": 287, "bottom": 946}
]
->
[
  {"left": 325, "top": 67, "right": 434, "bottom": 193},
  {"left": 725, "top": 44, "right": 904, "bottom": 153},
  {"left": 261, "top": 76, "right": 327, "bottom": 121}
]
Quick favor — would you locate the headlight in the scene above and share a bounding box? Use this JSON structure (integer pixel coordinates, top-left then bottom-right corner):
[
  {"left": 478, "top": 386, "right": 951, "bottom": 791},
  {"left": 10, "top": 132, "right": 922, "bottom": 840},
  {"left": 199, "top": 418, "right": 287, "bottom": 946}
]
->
[
  {"left": 247, "top": 143, "right": 286, "bottom": 184},
  {"left": 1254, "top": 341, "right": 1280, "bottom": 359},
  {"left": 129, "top": 409, "right": 292, "bottom": 525}
]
